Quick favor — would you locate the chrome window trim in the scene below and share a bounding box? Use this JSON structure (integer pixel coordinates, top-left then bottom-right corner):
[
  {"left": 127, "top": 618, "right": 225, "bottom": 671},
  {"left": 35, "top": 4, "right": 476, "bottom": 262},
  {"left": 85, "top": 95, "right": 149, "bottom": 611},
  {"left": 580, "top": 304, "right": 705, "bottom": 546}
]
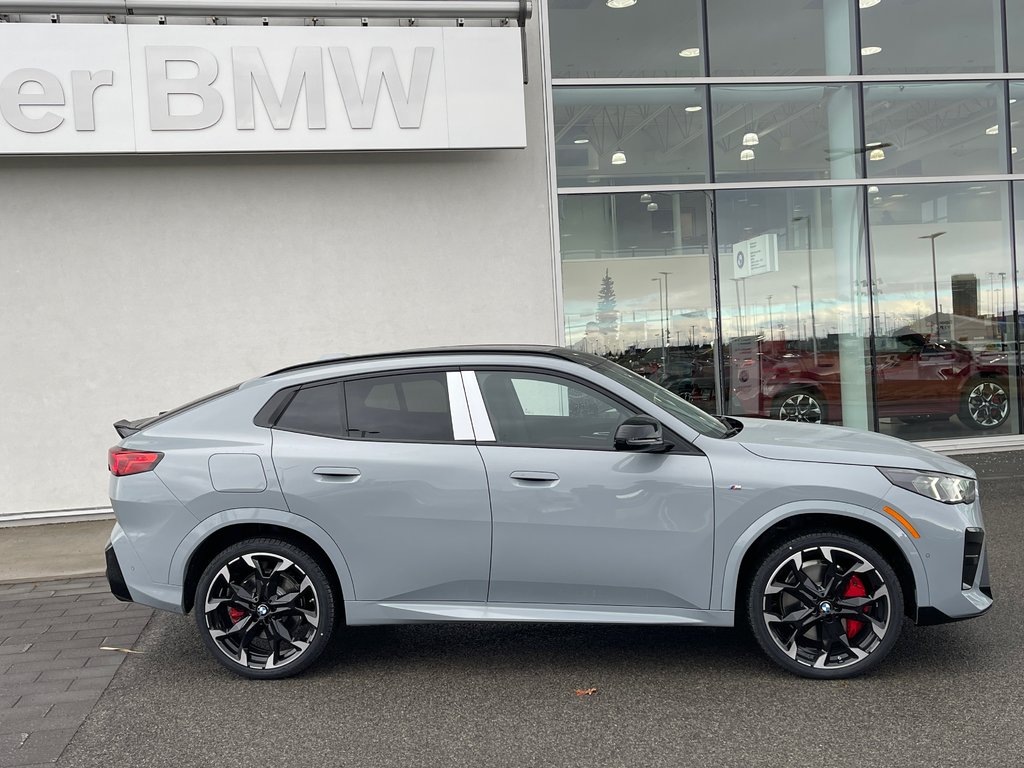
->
[
  {"left": 446, "top": 371, "right": 475, "bottom": 442},
  {"left": 460, "top": 370, "right": 495, "bottom": 442},
  {"left": 557, "top": 175, "right": 1024, "bottom": 195}
]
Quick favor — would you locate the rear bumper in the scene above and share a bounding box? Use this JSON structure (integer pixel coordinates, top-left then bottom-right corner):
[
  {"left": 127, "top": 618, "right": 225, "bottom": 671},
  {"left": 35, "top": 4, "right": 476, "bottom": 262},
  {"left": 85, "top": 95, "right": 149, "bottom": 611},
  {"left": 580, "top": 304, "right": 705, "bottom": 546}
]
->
[{"left": 105, "top": 544, "right": 132, "bottom": 603}]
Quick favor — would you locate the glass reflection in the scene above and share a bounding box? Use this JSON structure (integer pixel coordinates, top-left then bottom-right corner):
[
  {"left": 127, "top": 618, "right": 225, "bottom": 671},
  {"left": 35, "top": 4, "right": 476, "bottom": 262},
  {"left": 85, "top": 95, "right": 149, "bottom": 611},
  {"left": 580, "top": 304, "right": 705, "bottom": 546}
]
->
[
  {"left": 716, "top": 187, "right": 871, "bottom": 428},
  {"left": 559, "top": 192, "right": 716, "bottom": 408},
  {"left": 548, "top": 0, "right": 704, "bottom": 79},
  {"left": 711, "top": 85, "right": 860, "bottom": 183},
  {"left": 554, "top": 87, "right": 708, "bottom": 188},
  {"left": 868, "top": 182, "right": 1018, "bottom": 438},
  {"left": 859, "top": 0, "right": 1000, "bottom": 75},
  {"left": 864, "top": 82, "right": 1004, "bottom": 178}
]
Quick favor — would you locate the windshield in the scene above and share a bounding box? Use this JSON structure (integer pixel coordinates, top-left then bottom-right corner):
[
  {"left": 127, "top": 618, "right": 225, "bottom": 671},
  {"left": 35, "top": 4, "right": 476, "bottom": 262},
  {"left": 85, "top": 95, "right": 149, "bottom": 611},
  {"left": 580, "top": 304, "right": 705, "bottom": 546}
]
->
[{"left": 596, "top": 360, "right": 729, "bottom": 438}]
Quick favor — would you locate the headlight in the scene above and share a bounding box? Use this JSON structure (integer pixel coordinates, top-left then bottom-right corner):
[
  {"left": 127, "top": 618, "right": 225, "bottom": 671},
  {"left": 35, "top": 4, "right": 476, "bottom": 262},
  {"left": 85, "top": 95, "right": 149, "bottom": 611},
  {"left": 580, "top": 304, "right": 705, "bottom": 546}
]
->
[{"left": 878, "top": 468, "right": 976, "bottom": 505}]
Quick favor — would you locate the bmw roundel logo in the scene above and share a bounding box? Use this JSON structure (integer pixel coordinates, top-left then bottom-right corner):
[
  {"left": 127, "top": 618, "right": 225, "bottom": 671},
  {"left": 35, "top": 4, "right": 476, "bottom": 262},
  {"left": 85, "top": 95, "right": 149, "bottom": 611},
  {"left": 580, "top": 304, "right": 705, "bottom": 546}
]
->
[{"left": 736, "top": 250, "right": 745, "bottom": 268}]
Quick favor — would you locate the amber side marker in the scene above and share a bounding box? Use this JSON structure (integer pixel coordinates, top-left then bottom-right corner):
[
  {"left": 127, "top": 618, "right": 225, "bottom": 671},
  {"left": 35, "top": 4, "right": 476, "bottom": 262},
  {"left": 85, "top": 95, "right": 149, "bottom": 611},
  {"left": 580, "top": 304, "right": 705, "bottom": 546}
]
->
[{"left": 883, "top": 506, "right": 920, "bottom": 539}]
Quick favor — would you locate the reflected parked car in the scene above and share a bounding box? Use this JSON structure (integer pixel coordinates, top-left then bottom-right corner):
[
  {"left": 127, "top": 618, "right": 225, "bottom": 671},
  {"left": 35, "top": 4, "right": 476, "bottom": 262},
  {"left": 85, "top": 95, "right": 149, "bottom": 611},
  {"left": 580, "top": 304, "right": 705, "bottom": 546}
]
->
[
  {"left": 106, "top": 346, "right": 991, "bottom": 681},
  {"left": 729, "top": 333, "right": 1010, "bottom": 430}
]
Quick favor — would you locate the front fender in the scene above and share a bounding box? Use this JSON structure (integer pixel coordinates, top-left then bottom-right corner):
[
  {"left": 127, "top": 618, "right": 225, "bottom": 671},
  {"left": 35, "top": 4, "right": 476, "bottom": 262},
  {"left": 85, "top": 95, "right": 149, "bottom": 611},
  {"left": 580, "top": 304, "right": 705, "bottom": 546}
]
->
[
  {"left": 715, "top": 500, "right": 929, "bottom": 612},
  {"left": 168, "top": 507, "right": 356, "bottom": 607}
]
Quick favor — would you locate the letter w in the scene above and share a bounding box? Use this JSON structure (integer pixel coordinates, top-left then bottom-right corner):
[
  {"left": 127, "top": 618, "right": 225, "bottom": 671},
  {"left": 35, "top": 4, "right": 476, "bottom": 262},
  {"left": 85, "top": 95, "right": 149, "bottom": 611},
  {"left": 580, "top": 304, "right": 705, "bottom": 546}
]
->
[
  {"left": 329, "top": 47, "right": 433, "bottom": 129},
  {"left": 233, "top": 47, "right": 325, "bottom": 130}
]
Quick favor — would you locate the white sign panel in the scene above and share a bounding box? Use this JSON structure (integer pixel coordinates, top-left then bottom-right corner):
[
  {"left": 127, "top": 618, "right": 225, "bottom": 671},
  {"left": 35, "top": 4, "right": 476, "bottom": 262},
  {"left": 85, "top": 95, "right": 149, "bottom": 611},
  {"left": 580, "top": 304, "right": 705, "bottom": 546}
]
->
[
  {"left": 0, "top": 24, "right": 526, "bottom": 154},
  {"left": 731, "top": 233, "right": 779, "bottom": 280}
]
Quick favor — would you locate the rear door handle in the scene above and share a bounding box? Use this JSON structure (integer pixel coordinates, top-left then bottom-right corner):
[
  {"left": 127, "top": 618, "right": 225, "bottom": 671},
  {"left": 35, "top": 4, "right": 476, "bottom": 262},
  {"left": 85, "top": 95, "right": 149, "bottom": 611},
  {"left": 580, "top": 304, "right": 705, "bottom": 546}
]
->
[
  {"left": 509, "top": 471, "right": 559, "bottom": 487},
  {"left": 313, "top": 466, "right": 361, "bottom": 482}
]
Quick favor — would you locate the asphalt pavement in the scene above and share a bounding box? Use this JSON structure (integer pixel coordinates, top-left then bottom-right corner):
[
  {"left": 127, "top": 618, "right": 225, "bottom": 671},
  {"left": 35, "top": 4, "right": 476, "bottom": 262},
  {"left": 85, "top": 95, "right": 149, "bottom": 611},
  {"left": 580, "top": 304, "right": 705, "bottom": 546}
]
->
[{"left": 5, "top": 452, "right": 1024, "bottom": 767}]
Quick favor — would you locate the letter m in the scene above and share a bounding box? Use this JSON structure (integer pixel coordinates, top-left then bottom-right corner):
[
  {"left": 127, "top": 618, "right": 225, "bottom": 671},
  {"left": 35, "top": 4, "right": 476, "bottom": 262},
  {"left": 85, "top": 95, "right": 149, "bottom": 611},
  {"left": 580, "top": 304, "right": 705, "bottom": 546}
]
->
[
  {"left": 233, "top": 47, "right": 325, "bottom": 130},
  {"left": 329, "top": 46, "right": 433, "bottom": 129}
]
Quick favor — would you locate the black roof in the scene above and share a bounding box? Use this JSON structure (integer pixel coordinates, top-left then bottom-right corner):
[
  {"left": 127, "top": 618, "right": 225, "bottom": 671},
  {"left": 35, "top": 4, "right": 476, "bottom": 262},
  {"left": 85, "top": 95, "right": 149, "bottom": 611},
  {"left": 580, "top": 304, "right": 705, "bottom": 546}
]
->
[{"left": 265, "top": 345, "right": 607, "bottom": 377}]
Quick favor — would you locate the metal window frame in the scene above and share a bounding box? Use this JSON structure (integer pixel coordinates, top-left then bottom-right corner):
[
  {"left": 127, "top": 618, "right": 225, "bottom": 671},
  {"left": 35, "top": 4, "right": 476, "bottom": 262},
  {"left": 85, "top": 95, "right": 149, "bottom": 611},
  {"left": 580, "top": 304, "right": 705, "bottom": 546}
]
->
[{"left": 0, "top": 0, "right": 532, "bottom": 18}]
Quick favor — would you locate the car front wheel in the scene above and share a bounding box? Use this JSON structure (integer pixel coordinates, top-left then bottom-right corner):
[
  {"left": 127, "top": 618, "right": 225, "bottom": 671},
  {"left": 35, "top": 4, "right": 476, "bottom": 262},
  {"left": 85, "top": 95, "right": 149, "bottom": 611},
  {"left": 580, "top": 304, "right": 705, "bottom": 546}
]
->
[
  {"left": 747, "top": 532, "right": 903, "bottom": 679},
  {"left": 195, "top": 537, "right": 337, "bottom": 679}
]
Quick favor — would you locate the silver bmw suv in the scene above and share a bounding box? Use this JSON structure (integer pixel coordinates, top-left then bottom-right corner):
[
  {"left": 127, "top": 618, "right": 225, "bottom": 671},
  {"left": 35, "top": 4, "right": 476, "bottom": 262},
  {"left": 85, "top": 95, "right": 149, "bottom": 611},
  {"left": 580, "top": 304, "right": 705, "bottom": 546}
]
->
[{"left": 105, "top": 347, "right": 992, "bottom": 680}]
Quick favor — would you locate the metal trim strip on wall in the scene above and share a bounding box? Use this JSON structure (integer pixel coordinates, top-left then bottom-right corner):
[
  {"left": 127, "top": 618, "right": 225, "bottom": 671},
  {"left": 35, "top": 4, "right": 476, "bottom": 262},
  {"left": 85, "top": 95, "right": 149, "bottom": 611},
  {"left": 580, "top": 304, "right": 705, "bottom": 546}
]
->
[{"left": 0, "top": 0, "right": 531, "bottom": 18}]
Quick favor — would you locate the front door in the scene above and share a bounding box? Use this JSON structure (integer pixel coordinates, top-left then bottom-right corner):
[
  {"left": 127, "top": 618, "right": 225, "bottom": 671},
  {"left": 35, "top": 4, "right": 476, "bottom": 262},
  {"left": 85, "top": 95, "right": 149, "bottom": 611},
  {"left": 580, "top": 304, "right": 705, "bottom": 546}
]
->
[{"left": 470, "top": 368, "right": 715, "bottom": 610}]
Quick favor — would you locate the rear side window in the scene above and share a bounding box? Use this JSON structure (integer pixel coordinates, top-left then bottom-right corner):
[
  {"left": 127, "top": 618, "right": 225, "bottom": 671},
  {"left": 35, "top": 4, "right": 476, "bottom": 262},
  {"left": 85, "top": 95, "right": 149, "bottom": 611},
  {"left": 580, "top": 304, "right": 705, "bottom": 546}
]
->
[
  {"left": 272, "top": 372, "right": 454, "bottom": 442},
  {"left": 344, "top": 373, "right": 453, "bottom": 441},
  {"left": 275, "top": 383, "right": 345, "bottom": 438}
]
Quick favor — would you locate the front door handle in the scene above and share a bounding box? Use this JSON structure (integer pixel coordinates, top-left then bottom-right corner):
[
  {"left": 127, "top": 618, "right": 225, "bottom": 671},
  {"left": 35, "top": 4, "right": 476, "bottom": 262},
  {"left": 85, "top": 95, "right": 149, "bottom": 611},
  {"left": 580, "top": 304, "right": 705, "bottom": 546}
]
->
[
  {"left": 509, "top": 471, "right": 559, "bottom": 487},
  {"left": 313, "top": 466, "right": 361, "bottom": 483}
]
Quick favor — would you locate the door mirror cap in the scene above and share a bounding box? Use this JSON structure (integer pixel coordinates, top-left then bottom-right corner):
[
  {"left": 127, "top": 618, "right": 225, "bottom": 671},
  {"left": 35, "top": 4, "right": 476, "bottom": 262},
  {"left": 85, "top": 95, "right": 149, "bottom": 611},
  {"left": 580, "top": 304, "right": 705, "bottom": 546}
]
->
[{"left": 614, "top": 416, "right": 665, "bottom": 452}]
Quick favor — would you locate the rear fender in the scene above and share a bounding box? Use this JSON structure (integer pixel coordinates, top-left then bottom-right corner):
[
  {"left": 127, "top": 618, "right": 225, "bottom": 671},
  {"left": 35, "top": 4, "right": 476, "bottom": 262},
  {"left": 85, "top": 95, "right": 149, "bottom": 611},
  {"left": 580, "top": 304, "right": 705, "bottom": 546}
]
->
[{"left": 168, "top": 507, "right": 356, "bottom": 602}]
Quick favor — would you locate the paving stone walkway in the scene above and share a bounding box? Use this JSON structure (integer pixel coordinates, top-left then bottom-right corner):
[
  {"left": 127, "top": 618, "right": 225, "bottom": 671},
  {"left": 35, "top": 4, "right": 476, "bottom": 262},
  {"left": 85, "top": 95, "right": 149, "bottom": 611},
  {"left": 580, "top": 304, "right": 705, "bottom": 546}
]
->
[{"left": 0, "top": 577, "right": 152, "bottom": 767}]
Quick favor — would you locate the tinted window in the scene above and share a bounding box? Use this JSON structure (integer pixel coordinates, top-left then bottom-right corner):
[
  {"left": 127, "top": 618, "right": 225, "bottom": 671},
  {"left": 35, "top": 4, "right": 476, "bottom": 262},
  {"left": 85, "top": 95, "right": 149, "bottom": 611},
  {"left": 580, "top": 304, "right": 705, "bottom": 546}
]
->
[
  {"left": 275, "top": 383, "right": 344, "bottom": 438},
  {"left": 344, "top": 373, "right": 453, "bottom": 442},
  {"left": 477, "top": 371, "right": 632, "bottom": 449}
]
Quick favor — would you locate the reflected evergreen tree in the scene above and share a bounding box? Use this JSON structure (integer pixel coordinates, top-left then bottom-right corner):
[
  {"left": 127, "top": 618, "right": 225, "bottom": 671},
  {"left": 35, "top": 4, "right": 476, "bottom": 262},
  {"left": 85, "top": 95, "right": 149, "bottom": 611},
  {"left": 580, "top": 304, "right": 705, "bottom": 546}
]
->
[{"left": 596, "top": 269, "right": 619, "bottom": 339}]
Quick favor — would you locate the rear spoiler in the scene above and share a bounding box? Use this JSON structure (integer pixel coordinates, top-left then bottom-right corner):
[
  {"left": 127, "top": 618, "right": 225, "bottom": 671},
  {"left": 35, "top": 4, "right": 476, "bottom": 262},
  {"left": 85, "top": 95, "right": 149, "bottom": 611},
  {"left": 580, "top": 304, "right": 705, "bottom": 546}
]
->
[{"left": 113, "top": 418, "right": 150, "bottom": 439}]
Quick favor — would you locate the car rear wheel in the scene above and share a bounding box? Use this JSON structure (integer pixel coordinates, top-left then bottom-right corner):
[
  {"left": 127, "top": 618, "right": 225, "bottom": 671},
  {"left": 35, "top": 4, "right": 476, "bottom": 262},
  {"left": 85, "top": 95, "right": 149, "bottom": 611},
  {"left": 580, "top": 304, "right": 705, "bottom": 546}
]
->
[
  {"left": 195, "top": 537, "right": 337, "bottom": 679},
  {"left": 959, "top": 378, "right": 1010, "bottom": 430},
  {"left": 774, "top": 390, "right": 826, "bottom": 424},
  {"left": 747, "top": 532, "right": 903, "bottom": 679}
]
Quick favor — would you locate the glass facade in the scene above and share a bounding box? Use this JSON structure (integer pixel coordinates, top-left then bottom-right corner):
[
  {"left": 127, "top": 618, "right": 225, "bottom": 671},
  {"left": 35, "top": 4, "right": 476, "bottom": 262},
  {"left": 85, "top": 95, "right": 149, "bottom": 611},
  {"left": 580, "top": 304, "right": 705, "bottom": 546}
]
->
[{"left": 549, "top": 0, "right": 1023, "bottom": 441}]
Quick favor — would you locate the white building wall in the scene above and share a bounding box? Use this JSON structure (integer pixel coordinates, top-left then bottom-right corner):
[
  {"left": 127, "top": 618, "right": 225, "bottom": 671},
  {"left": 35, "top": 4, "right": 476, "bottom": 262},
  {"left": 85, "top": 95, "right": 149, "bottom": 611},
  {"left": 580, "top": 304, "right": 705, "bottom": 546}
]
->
[{"left": 0, "top": 21, "right": 556, "bottom": 516}]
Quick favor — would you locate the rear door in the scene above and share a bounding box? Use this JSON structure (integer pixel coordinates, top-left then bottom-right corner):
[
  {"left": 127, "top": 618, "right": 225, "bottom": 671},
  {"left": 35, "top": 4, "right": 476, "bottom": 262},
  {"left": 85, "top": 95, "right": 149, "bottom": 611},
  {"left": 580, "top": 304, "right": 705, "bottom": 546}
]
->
[{"left": 270, "top": 370, "right": 492, "bottom": 602}]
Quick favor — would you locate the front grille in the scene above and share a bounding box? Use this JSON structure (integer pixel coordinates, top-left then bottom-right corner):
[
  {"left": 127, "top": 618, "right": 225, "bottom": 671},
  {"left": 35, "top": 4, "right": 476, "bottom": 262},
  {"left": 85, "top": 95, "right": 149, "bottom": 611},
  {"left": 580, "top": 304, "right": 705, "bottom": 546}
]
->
[{"left": 962, "top": 528, "right": 985, "bottom": 590}]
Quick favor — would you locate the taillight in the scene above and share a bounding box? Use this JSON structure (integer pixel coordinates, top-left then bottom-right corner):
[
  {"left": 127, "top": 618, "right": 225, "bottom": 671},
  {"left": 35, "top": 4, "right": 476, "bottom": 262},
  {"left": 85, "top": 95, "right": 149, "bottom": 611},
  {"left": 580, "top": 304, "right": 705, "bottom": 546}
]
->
[{"left": 108, "top": 448, "right": 163, "bottom": 477}]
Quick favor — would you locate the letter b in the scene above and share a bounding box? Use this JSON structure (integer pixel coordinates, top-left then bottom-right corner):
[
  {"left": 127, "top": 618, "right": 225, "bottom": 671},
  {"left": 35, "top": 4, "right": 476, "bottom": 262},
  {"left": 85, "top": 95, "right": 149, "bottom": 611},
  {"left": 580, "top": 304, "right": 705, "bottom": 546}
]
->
[{"left": 146, "top": 47, "right": 224, "bottom": 131}]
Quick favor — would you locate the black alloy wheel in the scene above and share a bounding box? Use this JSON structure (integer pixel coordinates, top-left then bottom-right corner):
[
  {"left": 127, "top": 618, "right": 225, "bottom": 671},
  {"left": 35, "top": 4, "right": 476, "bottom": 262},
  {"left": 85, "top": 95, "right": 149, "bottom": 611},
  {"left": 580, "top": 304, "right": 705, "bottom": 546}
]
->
[
  {"left": 775, "top": 390, "right": 826, "bottom": 424},
  {"left": 195, "top": 538, "right": 336, "bottom": 679},
  {"left": 747, "top": 532, "right": 903, "bottom": 679},
  {"left": 960, "top": 378, "right": 1010, "bottom": 430}
]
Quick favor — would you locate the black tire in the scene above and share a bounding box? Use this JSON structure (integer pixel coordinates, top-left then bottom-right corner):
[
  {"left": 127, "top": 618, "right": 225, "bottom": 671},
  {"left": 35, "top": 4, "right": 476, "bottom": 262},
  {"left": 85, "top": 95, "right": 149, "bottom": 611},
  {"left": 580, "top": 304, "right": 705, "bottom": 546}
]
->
[
  {"left": 194, "top": 537, "right": 337, "bottom": 680},
  {"left": 959, "top": 378, "right": 1010, "bottom": 430},
  {"left": 773, "top": 389, "right": 827, "bottom": 424},
  {"left": 897, "top": 414, "right": 950, "bottom": 425},
  {"left": 747, "top": 531, "right": 904, "bottom": 679}
]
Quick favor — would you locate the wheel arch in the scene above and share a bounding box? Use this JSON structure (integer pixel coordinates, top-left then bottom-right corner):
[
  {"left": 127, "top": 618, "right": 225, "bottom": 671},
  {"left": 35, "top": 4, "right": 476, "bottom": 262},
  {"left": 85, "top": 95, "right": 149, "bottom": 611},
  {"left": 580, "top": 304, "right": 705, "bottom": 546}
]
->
[
  {"left": 170, "top": 508, "right": 355, "bottom": 615},
  {"left": 720, "top": 505, "right": 926, "bottom": 621}
]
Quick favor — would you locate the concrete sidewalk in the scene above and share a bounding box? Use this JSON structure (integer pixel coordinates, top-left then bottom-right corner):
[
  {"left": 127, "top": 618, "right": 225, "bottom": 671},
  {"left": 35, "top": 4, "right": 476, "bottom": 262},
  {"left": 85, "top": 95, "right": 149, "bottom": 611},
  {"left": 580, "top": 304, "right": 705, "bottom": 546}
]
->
[{"left": 0, "top": 523, "right": 112, "bottom": 584}]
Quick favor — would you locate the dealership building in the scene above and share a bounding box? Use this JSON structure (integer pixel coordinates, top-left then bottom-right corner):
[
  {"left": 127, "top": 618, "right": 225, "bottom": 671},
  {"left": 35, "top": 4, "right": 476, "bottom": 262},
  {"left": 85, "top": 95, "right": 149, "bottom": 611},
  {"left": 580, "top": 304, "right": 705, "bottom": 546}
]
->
[{"left": 2, "top": 0, "right": 1024, "bottom": 522}]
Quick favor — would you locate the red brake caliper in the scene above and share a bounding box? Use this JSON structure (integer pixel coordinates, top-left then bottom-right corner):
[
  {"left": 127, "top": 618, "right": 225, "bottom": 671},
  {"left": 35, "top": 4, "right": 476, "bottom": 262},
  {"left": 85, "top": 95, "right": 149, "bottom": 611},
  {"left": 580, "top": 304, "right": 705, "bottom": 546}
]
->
[
  {"left": 843, "top": 574, "right": 867, "bottom": 637},
  {"left": 228, "top": 607, "right": 246, "bottom": 624}
]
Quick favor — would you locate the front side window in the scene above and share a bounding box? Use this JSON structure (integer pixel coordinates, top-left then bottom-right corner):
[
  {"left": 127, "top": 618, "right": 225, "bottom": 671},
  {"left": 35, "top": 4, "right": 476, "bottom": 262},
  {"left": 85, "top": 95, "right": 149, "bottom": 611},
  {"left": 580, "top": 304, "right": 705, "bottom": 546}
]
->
[{"left": 477, "top": 371, "right": 633, "bottom": 449}]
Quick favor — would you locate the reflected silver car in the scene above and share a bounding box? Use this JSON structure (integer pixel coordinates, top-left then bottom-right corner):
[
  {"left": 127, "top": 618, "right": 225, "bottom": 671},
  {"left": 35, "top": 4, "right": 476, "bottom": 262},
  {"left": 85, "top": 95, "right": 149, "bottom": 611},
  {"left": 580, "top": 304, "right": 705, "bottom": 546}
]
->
[{"left": 106, "top": 347, "right": 992, "bottom": 679}]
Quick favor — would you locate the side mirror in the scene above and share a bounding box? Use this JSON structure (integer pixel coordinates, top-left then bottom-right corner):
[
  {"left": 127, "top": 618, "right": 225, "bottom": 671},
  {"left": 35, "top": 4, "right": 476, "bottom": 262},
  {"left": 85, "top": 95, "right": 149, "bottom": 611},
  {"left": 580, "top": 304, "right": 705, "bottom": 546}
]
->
[{"left": 614, "top": 416, "right": 665, "bottom": 452}]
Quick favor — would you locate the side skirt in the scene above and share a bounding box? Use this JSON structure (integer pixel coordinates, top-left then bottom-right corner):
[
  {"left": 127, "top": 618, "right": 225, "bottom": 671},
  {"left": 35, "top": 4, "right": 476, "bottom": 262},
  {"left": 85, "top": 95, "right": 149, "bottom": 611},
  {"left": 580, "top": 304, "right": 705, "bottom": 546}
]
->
[{"left": 344, "top": 601, "right": 735, "bottom": 627}]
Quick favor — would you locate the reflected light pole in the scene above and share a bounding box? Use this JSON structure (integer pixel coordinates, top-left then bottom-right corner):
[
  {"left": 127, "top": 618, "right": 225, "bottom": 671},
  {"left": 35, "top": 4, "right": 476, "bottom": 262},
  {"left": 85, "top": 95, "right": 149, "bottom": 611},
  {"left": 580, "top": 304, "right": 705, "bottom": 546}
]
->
[
  {"left": 919, "top": 231, "right": 946, "bottom": 339},
  {"left": 792, "top": 215, "right": 817, "bottom": 363},
  {"left": 651, "top": 276, "right": 666, "bottom": 371},
  {"left": 766, "top": 295, "right": 775, "bottom": 342},
  {"left": 792, "top": 284, "right": 801, "bottom": 344}
]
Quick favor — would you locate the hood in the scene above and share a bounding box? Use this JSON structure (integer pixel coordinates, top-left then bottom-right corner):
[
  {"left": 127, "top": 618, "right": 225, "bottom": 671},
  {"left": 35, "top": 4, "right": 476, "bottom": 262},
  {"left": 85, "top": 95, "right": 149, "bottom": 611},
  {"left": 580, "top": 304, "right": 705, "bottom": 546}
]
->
[{"left": 730, "top": 417, "right": 974, "bottom": 477}]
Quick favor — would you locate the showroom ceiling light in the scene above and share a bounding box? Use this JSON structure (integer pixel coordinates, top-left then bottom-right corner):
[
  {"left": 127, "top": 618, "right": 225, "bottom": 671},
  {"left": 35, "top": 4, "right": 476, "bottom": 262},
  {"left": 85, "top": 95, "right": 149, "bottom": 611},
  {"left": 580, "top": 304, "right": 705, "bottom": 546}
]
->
[
  {"left": 685, "top": 105, "right": 703, "bottom": 112},
  {"left": 678, "top": 47, "right": 701, "bottom": 57},
  {"left": 573, "top": 136, "right": 590, "bottom": 144},
  {"left": 859, "top": 0, "right": 881, "bottom": 8},
  {"left": 868, "top": 185, "right": 879, "bottom": 193},
  {"left": 861, "top": 46, "right": 882, "bottom": 56},
  {"left": 890, "top": 193, "right": 906, "bottom": 198},
  {"left": 742, "top": 132, "right": 760, "bottom": 146},
  {"left": 865, "top": 141, "right": 883, "bottom": 148},
  {"left": 986, "top": 125, "right": 999, "bottom": 135},
  {"left": 612, "top": 150, "right": 627, "bottom": 165},
  {"left": 640, "top": 193, "right": 652, "bottom": 203},
  {"left": 647, "top": 202, "right": 659, "bottom": 212},
  {"left": 869, "top": 147, "right": 886, "bottom": 160},
  {"left": 606, "top": 0, "right": 637, "bottom": 8},
  {"left": 1014, "top": 147, "right": 1019, "bottom": 155},
  {"left": 740, "top": 149, "right": 755, "bottom": 161}
]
